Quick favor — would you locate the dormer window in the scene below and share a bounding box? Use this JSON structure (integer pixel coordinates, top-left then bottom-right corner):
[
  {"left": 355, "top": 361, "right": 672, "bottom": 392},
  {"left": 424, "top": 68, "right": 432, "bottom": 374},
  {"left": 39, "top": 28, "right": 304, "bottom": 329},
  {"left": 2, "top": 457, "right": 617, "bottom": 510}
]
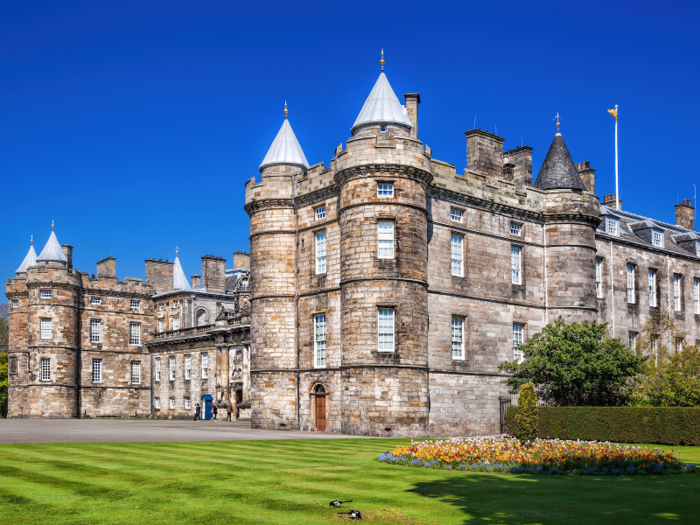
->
[
  {"left": 696, "top": 241, "right": 700, "bottom": 257},
  {"left": 606, "top": 217, "right": 619, "bottom": 236},
  {"left": 380, "top": 125, "right": 387, "bottom": 132},
  {"left": 652, "top": 229, "right": 664, "bottom": 248}
]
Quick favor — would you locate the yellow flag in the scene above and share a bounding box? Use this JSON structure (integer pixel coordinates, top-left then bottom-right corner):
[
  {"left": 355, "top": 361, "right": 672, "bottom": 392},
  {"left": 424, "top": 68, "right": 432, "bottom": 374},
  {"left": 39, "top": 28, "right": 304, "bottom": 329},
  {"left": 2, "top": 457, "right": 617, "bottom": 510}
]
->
[{"left": 608, "top": 108, "right": 618, "bottom": 120}]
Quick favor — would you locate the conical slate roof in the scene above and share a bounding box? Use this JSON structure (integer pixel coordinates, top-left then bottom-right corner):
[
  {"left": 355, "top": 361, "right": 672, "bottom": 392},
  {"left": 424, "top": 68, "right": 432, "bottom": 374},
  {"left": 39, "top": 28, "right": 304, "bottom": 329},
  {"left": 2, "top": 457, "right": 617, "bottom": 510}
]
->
[
  {"left": 37, "top": 230, "right": 68, "bottom": 263},
  {"left": 534, "top": 133, "right": 586, "bottom": 191},
  {"left": 351, "top": 72, "right": 413, "bottom": 135},
  {"left": 16, "top": 243, "right": 38, "bottom": 274},
  {"left": 259, "top": 118, "right": 309, "bottom": 172},
  {"left": 173, "top": 256, "right": 192, "bottom": 290}
]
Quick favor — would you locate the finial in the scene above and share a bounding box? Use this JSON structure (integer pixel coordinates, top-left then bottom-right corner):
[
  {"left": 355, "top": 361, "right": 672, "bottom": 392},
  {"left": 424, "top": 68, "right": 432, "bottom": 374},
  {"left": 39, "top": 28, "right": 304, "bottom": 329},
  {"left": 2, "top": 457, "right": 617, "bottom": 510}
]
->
[
  {"left": 284, "top": 100, "right": 288, "bottom": 119},
  {"left": 31, "top": 234, "right": 33, "bottom": 245},
  {"left": 176, "top": 246, "right": 179, "bottom": 256},
  {"left": 51, "top": 220, "right": 55, "bottom": 231},
  {"left": 553, "top": 112, "right": 562, "bottom": 132},
  {"left": 380, "top": 49, "right": 385, "bottom": 71}
]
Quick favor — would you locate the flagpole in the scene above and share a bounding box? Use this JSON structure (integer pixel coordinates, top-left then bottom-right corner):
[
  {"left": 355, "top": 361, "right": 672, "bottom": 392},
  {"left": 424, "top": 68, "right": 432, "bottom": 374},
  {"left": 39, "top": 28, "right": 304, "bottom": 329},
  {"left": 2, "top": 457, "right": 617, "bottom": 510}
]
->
[{"left": 614, "top": 104, "right": 619, "bottom": 210}]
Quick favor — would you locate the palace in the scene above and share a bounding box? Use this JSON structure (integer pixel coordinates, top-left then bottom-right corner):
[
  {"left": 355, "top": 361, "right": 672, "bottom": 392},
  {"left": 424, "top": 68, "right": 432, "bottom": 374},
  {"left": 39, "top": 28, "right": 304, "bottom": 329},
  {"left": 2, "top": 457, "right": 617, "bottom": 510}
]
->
[{"left": 7, "top": 57, "right": 700, "bottom": 437}]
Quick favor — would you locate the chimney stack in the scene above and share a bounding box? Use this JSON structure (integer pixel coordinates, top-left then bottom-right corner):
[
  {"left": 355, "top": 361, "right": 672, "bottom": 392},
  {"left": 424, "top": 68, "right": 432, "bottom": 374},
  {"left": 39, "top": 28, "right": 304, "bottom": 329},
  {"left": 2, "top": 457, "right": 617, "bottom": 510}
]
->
[
  {"left": 233, "top": 251, "right": 250, "bottom": 271},
  {"left": 201, "top": 255, "right": 226, "bottom": 294},
  {"left": 96, "top": 256, "right": 116, "bottom": 278},
  {"left": 675, "top": 199, "right": 695, "bottom": 231},
  {"left": 404, "top": 93, "right": 420, "bottom": 138},
  {"left": 465, "top": 129, "right": 504, "bottom": 179},
  {"left": 145, "top": 259, "right": 174, "bottom": 293},
  {"left": 503, "top": 146, "right": 533, "bottom": 189},
  {"left": 191, "top": 275, "right": 201, "bottom": 289},
  {"left": 602, "top": 194, "right": 621, "bottom": 209},
  {"left": 62, "top": 245, "right": 73, "bottom": 270},
  {"left": 576, "top": 161, "right": 596, "bottom": 194}
]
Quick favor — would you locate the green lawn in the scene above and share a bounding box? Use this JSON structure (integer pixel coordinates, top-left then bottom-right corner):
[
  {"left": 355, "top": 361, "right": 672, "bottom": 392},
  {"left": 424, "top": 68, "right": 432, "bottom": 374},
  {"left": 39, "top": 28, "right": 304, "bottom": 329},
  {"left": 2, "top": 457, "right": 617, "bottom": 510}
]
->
[{"left": 0, "top": 439, "right": 699, "bottom": 524}]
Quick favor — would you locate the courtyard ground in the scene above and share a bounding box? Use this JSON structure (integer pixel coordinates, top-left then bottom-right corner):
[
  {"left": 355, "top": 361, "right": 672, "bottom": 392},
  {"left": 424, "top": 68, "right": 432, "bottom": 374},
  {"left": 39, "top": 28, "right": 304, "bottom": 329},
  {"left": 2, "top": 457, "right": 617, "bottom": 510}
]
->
[{"left": 0, "top": 434, "right": 699, "bottom": 524}]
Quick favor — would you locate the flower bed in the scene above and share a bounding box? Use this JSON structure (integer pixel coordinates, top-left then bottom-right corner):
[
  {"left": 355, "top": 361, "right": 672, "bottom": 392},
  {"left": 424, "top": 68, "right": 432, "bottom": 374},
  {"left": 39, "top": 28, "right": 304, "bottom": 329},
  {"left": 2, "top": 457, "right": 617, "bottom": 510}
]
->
[{"left": 378, "top": 438, "right": 696, "bottom": 476}]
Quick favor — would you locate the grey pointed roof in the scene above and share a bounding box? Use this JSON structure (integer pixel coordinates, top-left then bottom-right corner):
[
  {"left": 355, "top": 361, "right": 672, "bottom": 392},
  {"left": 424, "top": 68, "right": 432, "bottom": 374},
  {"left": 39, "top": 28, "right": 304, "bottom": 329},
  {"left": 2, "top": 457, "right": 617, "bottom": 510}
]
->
[
  {"left": 16, "top": 244, "right": 38, "bottom": 274},
  {"left": 351, "top": 72, "right": 413, "bottom": 134},
  {"left": 37, "top": 230, "right": 68, "bottom": 263},
  {"left": 259, "top": 118, "right": 309, "bottom": 172},
  {"left": 534, "top": 133, "right": 586, "bottom": 191},
  {"left": 173, "top": 256, "right": 192, "bottom": 290}
]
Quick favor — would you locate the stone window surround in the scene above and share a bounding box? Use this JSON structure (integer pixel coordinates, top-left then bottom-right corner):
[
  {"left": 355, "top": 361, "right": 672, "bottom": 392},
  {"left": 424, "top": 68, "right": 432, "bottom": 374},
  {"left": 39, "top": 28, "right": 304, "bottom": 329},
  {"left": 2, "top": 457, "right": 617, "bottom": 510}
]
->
[
  {"left": 129, "top": 322, "right": 141, "bottom": 346},
  {"left": 312, "top": 311, "right": 327, "bottom": 369},
  {"left": 451, "top": 315, "right": 465, "bottom": 360},
  {"left": 92, "top": 359, "right": 102, "bottom": 383},
  {"left": 90, "top": 296, "right": 101, "bottom": 305},
  {"left": 376, "top": 216, "right": 395, "bottom": 260},
  {"left": 12, "top": 300, "right": 18, "bottom": 308},
  {"left": 155, "top": 357, "right": 161, "bottom": 381},
  {"left": 510, "top": 221, "right": 523, "bottom": 237},
  {"left": 674, "top": 274, "right": 683, "bottom": 312},
  {"left": 89, "top": 318, "right": 102, "bottom": 344},
  {"left": 40, "top": 290, "right": 51, "bottom": 299},
  {"left": 185, "top": 354, "right": 192, "bottom": 380},
  {"left": 513, "top": 322, "right": 526, "bottom": 363},
  {"left": 511, "top": 244, "right": 524, "bottom": 286},
  {"left": 649, "top": 268, "right": 659, "bottom": 308},
  {"left": 41, "top": 358, "right": 51, "bottom": 381},
  {"left": 450, "top": 207, "right": 464, "bottom": 223},
  {"left": 314, "top": 228, "right": 327, "bottom": 275},
  {"left": 626, "top": 263, "right": 637, "bottom": 304},
  {"left": 377, "top": 304, "right": 396, "bottom": 353},
  {"left": 450, "top": 231, "right": 464, "bottom": 277},
  {"left": 376, "top": 180, "right": 395, "bottom": 198},
  {"left": 314, "top": 204, "right": 327, "bottom": 221},
  {"left": 309, "top": 381, "right": 330, "bottom": 432},
  {"left": 131, "top": 361, "right": 141, "bottom": 385},
  {"left": 40, "top": 318, "right": 52, "bottom": 340}
]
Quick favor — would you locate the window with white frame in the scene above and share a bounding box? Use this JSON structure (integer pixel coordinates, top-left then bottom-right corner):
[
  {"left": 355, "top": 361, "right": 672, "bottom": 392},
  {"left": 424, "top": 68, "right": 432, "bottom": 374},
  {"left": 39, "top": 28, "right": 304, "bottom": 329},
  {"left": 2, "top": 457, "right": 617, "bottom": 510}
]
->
[
  {"left": 169, "top": 397, "right": 175, "bottom": 409},
  {"left": 185, "top": 397, "right": 191, "bottom": 410},
  {"left": 173, "top": 300, "right": 179, "bottom": 307},
  {"left": 629, "top": 332, "right": 638, "bottom": 351},
  {"left": 652, "top": 229, "right": 664, "bottom": 248},
  {"left": 131, "top": 361, "right": 141, "bottom": 384},
  {"left": 314, "top": 314, "right": 327, "bottom": 368},
  {"left": 129, "top": 323, "right": 141, "bottom": 345},
  {"left": 606, "top": 217, "right": 619, "bottom": 236},
  {"left": 596, "top": 259, "right": 603, "bottom": 299},
  {"left": 12, "top": 300, "right": 18, "bottom": 309},
  {"left": 92, "top": 359, "right": 102, "bottom": 383},
  {"left": 513, "top": 324, "right": 524, "bottom": 363},
  {"left": 90, "top": 319, "right": 101, "bottom": 343},
  {"left": 695, "top": 278, "right": 700, "bottom": 314},
  {"left": 158, "top": 320, "right": 164, "bottom": 333},
  {"left": 41, "top": 358, "right": 50, "bottom": 381},
  {"left": 315, "top": 206, "right": 326, "bottom": 220},
  {"left": 377, "top": 221, "right": 394, "bottom": 259},
  {"left": 675, "top": 338, "right": 684, "bottom": 353},
  {"left": 172, "top": 318, "right": 180, "bottom": 331},
  {"left": 202, "top": 353, "right": 209, "bottom": 379},
  {"left": 649, "top": 269, "right": 658, "bottom": 307},
  {"left": 185, "top": 355, "right": 191, "bottom": 380},
  {"left": 626, "top": 265, "right": 635, "bottom": 304},
  {"left": 315, "top": 231, "right": 327, "bottom": 274},
  {"left": 674, "top": 275, "right": 682, "bottom": 311},
  {"left": 377, "top": 183, "right": 394, "bottom": 198},
  {"left": 696, "top": 241, "right": 700, "bottom": 257},
  {"left": 510, "top": 223, "right": 522, "bottom": 236},
  {"left": 154, "top": 397, "right": 160, "bottom": 410},
  {"left": 155, "top": 357, "right": 161, "bottom": 381},
  {"left": 452, "top": 317, "right": 464, "bottom": 360},
  {"left": 169, "top": 356, "right": 175, "bottom": 380},
  {"left": 159, "top": 303, "right": 164, "bottom": 311},
  {"left": 378, "top": 308, "right": 395, "bottom": 352},
  {"left": 450, "top": 209, "right": 463, "bottom": 223},
  {"left": 130, "top": 300, "right": 139, "bottom": 309},
  {"left": 90, "top": 296, "right": 101, "bottom": 305},
  {"left": 40, "top": 318, "right": 52, "bottom": 339},
  {"left": 511, "top": 246, "right": 522, "bottom": 285},
  {"left": 40, "top": 290, "right": 51, "bottom": 299},
  {"left": 451, "top": 234, "right": 463, "bottom": 276}
]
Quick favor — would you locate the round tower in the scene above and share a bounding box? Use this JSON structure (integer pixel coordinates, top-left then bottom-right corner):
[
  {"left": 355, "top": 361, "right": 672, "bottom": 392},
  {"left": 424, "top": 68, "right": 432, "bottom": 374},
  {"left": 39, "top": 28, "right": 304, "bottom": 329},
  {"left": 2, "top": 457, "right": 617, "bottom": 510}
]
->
[
  {"left": 534, "top": 130, "right": 600, "bottom": 323},
  {"left": 335, "top": 63, "right": 432, "bottom": 437},
  {"left": 245, "top": 109, "right": 309, "bottom": 430}
]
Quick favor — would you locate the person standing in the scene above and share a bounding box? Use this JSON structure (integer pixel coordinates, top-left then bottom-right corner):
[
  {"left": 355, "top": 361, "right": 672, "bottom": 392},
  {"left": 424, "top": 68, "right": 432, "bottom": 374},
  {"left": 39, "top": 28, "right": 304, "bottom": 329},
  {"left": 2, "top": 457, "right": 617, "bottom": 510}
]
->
[
  {"left": 194, "top": 403, "right": 201, "bottom": 422},
  {"left": 212, "top": 403, "right": 219, "bottom": 421},
  {"left": 226, "top": 400, "right": 233, "bottom": 422}
]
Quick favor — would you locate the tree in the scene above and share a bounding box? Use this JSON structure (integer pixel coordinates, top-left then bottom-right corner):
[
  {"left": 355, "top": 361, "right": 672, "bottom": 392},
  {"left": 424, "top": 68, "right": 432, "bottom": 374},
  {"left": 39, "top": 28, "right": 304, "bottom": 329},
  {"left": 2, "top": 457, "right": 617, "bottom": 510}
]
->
[
  {"left": 0, "top": 303, "right": 7, "bottom": 418},
  {"left": 499, "top": 317, "right": 646, "bottom": 406},
  {"left": 514, "top": 382, "right": 538, "bottom": 444}
]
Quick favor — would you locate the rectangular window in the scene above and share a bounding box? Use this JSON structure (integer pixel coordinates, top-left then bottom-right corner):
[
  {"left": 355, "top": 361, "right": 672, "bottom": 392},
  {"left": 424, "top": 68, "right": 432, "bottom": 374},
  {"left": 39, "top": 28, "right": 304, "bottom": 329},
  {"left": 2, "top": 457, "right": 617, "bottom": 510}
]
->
[
  {"left": 130, "top": 300, "right": 139, "bottom": 309},
  {"left": 652, "top": 229, "right": 664, "bottom": 248},
  {"left": 627, "top": 265, "right": 635, "bottom": 304},
  {"left": 202, "top": 353, "right": 209, "bottom": 379},
  {"left": 452, "top": 317, "right": 464, "bottom": 360},
  {"left": 169, "top": 397, "right": 175, "bottom": 409},
  {"left": 41, "top": 359, "right": 50, "bottom": 381},
  {"left": 315, "top": 206, "right": 326, "bottom": 220},
  {"left": 169, "top": 356, "right": 175, "bottom": 381},
  {"left": 606, "top": 217, "right": 619, "bottom": 236},
  {"left": 155, "top": 357, "right": 161, "bottom": 381},
  {"left": 674, "top": 275, "right": 682, "bottom": 311},
  {"left": 130, "top": 323, "right": 141, "bottom": 345},
  {"left": 629, "top": 332, "right": 638, "bottom": 351},
  {"left": 377, "top": 220, "right": 394, "bottom": 259},
  {"left": 154, "top": 397, "right": 160, "bottom": 410},
  {"left": 40, "top": 318, "right": 52, "bottom": 339},
  {"left": 131, "top": 362, "right": 141, "bottom": 385},
  {"left": 451, "top": 234, "right": 463, "bottom": 276},
  {"left": 596, "top": 259, "right": 603, "bottom": 299},
  {"left": 378, "top": 308, "right": 395, "bottom": 352},
  {"left": 649, "top": 269, "right": 658, "bottom": 307},
  {"left": 159, "top": 303, "right": 164, "bottom": 311},
  {"left": 510, "top": 223, "right": 522, "bottom": 236},
  {"left": 315, "top": 231, "right": 327, "bottom": 274},
  {"left": 173, "top": 300, "right": 179, "bottom": 307},
  {"left": 185, "top": 397, "right": 191, "bottom": 410},
  {"left": 377, "top": 183, "right": 394, "bottom": 198},
  {"left": 314, "top": 314, "right": 327, "bottom": 368},
  {"left": 12, "top": 300, "right": 18, "bottom": 309},
  {"left": 651, "top": 336, "right": 658, "bottom": 366},
  {"left": 90, "top": 319, "right": 101, "bottom": 343},
  {"left": 92, "top": 359, "right": 102, "bottom": 383},
  {"left": 511, "top": 246, "right": 522, "bottom": 285},
  {"left": 172, "top": 318, "right": 180, "bottom": 331},
  {"left": 158, "top": 320, "right": 164, "bottom": 333},
  {"left": 185, "top": 355, "right": 192, "bottom": 380},
  {"left": 513, "top": 324, "right": 524, "bottom": 363},
  {"left": 40, "top": 290, "right": 51, "bottom": 299},
  {"left": 450, "top": 209, "right": 463, "bottom": 223},
  {"left": 694, "top": 278, "right": 700, "bottom": 314},
  {"left": 676, "top": 338, "right": 684, "bottom": 353},
  {"left": 90, "top": 296, "right": 101, "bottom": 305}
]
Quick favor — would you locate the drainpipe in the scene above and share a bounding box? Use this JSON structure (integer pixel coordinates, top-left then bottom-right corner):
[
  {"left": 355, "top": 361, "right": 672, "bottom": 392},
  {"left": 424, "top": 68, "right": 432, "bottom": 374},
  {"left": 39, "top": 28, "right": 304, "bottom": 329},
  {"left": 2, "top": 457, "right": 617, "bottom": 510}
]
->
[
  {"left": 610, "top": 241, "right": 615, "bottom": 338},
  {"left": 292, "top": 171, "right": 301, "bottom": 431}
]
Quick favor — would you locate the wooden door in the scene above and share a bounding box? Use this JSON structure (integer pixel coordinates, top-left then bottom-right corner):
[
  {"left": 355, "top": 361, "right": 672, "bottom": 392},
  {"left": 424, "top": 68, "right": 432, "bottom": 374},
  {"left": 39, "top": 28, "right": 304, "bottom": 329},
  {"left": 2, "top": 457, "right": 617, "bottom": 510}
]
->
[{"left": 316, "top": 395, "right": 327, "bottom": 431}]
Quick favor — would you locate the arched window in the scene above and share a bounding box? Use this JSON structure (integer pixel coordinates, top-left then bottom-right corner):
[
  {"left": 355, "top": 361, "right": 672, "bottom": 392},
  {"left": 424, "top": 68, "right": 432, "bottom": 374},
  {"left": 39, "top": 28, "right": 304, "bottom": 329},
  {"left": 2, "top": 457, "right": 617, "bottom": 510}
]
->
[
  {"left": 196, "top": 309, "right": 209, "bottom": 327},
  {"left": 315, "top": 384, "right": 326, "bottom": 395}
]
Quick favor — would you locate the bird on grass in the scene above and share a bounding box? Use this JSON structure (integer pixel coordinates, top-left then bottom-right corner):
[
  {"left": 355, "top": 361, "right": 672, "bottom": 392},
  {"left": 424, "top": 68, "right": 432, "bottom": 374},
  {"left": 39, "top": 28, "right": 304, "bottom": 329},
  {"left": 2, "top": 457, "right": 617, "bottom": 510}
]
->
[
  {"left": 330, "top": 500, "right": 353, "bottom": 507},
  {"left": 338, "top": 509, "right": 362, "bottom": 520}
]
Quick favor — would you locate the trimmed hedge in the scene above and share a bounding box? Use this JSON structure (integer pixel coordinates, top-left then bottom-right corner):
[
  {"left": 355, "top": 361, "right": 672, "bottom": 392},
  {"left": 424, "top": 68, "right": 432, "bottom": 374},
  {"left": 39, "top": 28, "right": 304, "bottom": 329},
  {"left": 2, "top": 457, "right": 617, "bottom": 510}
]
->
[{"left": 504, "top": 406, "right": 700, "bottom": 446}]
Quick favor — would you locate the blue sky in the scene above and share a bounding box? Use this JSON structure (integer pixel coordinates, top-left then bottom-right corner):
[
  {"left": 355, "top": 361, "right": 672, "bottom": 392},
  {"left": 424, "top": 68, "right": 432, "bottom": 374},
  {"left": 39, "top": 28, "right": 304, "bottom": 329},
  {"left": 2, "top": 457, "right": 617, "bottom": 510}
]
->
[{"left": 1, "top": 0, "right": 699, "bottom": 291}]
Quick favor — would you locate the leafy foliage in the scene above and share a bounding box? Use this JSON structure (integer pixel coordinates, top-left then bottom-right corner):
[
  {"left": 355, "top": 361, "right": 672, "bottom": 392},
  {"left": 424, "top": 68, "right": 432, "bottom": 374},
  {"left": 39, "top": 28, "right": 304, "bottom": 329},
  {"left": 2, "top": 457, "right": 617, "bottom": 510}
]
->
[
  {"left": 637, "top": 308, "right": 687, "bottom": 369},
  {"left": 514, "top": 382, "right": 538, "bottom": 444},
  {"left": 500, "top": 317, "right": 646, "bottom": 406}
]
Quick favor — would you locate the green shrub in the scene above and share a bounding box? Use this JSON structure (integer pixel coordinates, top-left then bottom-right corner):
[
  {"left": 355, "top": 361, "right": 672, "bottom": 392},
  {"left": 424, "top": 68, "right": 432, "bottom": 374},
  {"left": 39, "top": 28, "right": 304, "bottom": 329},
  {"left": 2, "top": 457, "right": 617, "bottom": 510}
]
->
[
  {"left": 504, "top": 406, "right": 700, "bottom": 446},
  {"left": 514, "top": 382, "right": 538, "bottom": 444}
]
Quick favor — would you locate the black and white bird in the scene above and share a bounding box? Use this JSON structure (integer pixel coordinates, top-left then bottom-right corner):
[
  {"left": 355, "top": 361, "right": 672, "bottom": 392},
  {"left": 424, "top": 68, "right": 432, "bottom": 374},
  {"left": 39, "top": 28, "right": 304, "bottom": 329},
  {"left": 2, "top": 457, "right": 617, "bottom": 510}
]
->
[
  {"left": 338, "top": 509, "right": 362, "bottom": 520},
  {"left": 330, "top": 500, "right": 353, "bottom": 507}
]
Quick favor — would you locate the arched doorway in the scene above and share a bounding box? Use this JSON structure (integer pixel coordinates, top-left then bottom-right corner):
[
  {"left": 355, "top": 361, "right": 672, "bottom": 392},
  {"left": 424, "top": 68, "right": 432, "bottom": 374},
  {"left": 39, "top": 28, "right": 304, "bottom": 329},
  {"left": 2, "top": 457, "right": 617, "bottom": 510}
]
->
[{"left": 314, "top": 384, "right": 327, "bottom": 432}]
